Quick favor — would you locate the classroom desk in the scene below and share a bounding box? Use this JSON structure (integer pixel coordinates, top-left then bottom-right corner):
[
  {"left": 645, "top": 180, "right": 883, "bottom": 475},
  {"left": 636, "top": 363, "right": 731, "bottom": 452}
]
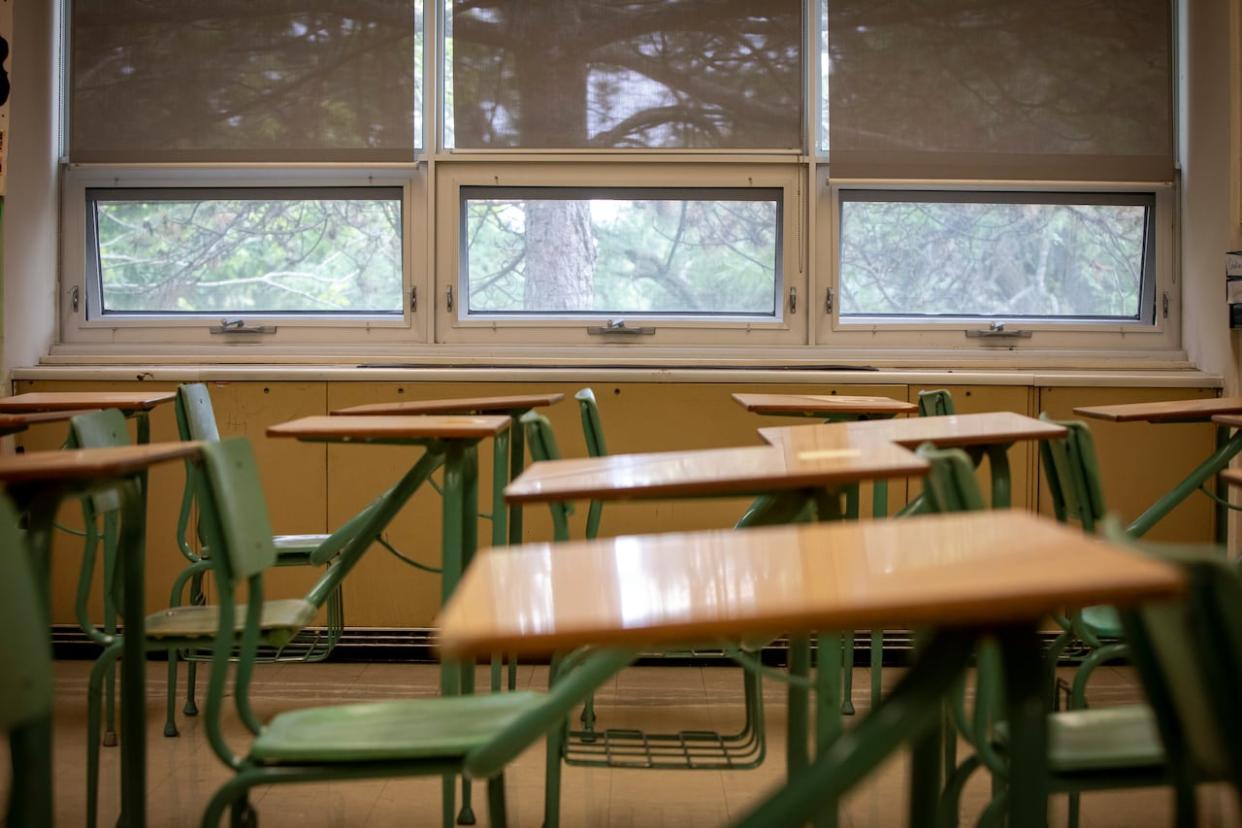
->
[
  {"left": 758, "top": 412, "right": 1067, "bottom": 509},
  {"left": 1076, "top": 398, "right": 1242, "bottom": 541},
  {"left": 266, "top": 414, "right": 511, "bottom": 827},
  {"left": 506, "top": 437, "right": 929, "bottom": 808},
  {"left": 438, "top": 510, "right": 1183, "bottom": 828},
  {"left": 733, "top": 393, "right": 915, "bottom": 709},
  {"left": 332, "top": 393, "right": 563, "bottom": 548},
  {"left": 0, "top": 408, "right": 101, "bottom": 437},
  {"left": 732, "top": 392, "right": 917, "bottom": 419},
  {"left": 0, "top": 442, "right": 204, "bottom": 828},
  {"left": 0, "top": 391, "right": 176, "bottom": 445}
]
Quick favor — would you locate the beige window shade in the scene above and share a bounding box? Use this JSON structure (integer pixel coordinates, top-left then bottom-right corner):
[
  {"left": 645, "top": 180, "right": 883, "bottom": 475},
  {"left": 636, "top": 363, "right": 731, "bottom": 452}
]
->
[
  {"left": 448, "top": 0, "right": 803, "bottom": 150},
  {"left": 826, "top": 0, "right": 1175, "bottom": 181},
  {"left": 69, "top": 1, "right": 419, "bottom": 163}
]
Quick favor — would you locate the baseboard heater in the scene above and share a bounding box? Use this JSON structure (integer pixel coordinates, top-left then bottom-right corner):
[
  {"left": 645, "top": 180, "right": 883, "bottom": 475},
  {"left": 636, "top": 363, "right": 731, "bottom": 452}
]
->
[{"left": 51, "top": 625, "right": 1109, "bottom": 667}]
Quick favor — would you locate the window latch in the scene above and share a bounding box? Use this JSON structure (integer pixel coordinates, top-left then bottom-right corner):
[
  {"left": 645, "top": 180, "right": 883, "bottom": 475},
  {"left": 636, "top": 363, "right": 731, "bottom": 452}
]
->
[
  {"left": 964, "top": 321, "right": 1032, "bottom": 340},
  {"left": 824, "top": 287, "right": 834, "bottom": 314},
  {"left": 587, "top": 319, "right": 655, "bottom": 336},
  {"left": 210, "top": 318, "right": 276, "bottom": 335},
  {"left": 788, "top": 286, "right": 798, "bottom": 315},
  {"left": 409, "top": 287, "right": 417, "bottom": 312},
  {"left": 446, "top": 285, "right": 454, "bottom": 312},
  {"left": 70, "top": 286, "right": 80, "bottom": 313}
]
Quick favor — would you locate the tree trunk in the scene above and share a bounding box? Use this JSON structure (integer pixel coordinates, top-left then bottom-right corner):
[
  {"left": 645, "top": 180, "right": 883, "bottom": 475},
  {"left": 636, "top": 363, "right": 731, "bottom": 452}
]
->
[
  {"left": 523, "top": 200, "right": 596, "bottom": 310},
  {"left": 510, "top": 0, "right": 597, "bottom": 311}
]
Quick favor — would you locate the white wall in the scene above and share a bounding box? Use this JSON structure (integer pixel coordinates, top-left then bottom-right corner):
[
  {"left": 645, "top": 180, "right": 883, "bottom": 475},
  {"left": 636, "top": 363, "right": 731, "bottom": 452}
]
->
[
  {"left": 1182, "top": 0, "right": 1241, "bottom": 391},
  {"left": 1, "top": 0, "right": 58, "bottom": 384}
]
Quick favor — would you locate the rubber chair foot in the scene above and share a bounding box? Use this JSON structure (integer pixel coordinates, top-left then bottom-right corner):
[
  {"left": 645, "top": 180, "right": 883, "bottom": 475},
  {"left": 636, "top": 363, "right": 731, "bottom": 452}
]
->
[
  {"left": 102, "top": 731, "right": 118, "bottom": 747},
  {"left": 183, "top": 701, "right": 199, "bottom": 717},
  {"left": 163, "top": 723, "right": 179, "bottom": 738},
  {"left": 456, "top": 804, "right": 477, "bottom": 825},
  {"left": 841, "top": 700, "right": 856, "bottom": 716}
]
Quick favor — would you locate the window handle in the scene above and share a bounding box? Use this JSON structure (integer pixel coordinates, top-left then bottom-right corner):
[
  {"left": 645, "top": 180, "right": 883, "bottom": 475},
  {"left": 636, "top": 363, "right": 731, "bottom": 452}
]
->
[
  {"left": 210, "top": 318, "right": 276, "bottom": 335},
  {"left": 587, "top": 319, "right": 655, "bottom": 336},
  {"left": 965, "top": 321, "right": 1032, "bottom": 339}
]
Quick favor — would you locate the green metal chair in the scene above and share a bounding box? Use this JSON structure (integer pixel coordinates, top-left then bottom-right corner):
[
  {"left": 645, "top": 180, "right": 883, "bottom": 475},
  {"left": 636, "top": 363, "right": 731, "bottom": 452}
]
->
[
  {"left": 1, "top": 494, "right": 54, "bottom": 828},
  {"left": 917, "top": 388, "right": 956, "bottom": 417},
  {"left": 911, "top": 446, "right": 1235, "bottom": 828},
  {"left": 66, "top": 409, "right": 387, "bottom": 828},
  {"left": 66, "top": 410, "right": 127, "bottom": 749},
  {"left": 574, "top": 388, "right": 607, "bottom": 540},
  {"left": 193, "top": 436, "right": 630, "bottom": 828},
  {"left": 1038, "top": 414, "right": 1130, "bottom": 709},
  {"left": 943, "top": 523, "right": 1242, "bottom": 828},
  {"left": 519, "top": 410, "right": 767, "bottom": 779},
  {"left": 169, "top": 383, "right": 353, "bottom": 727}
]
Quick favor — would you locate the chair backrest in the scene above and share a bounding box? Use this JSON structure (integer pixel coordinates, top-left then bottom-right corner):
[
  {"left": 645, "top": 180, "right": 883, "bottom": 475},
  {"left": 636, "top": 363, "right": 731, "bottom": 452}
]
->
[
  {"left": 917, "top": 389, "right": 956, "bottom": 417},
  {"left": 176, "top": 383, "right": 221, "bottom": 442},
  {"left": 575, "top": 387, "right": 608, "bottom": 458},
  {"left": 70, "top": 409, "right": 130, "bottom": 513},
  {"left": 1038, "top": 414, "right": 1107, "bottom": 533},
  {"left": 915, "top": 443, "right": 985, "bottom": 513},
  {"left": 520, "top": 411, "right": 573, "bottom": 539},
  {"left": 1109, "top": 520, "right": 1241, "bottom": 787},
  {"left": 198, "top": 437, "right": 278, "bottom": 581},
  {"left": 0, "top": 495, "right": 53, "bottom": 732}
]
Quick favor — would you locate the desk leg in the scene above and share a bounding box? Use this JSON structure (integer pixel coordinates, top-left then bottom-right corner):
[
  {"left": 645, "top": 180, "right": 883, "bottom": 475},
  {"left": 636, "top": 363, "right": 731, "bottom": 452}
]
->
[
  {"left": 787, "top": 634, "right": 811, "bottom": 779},
  {"left": 1216, "top": 425, "right": 1229, "bottom": 545},
  {"left": 871, "top": 482, "right": 888, "bottom": 710},
  {"left": 985, "top": 444, "right": 1012, "bottom": 509},
  {"left": 117, "top": 479, "right": 147, "bottom": 828},
  {"left": 734, "top": 630, "right": 976, "bottom": 828},
  {"left": 996, "top": 624, "right": 1048, "bottom": 828},
  {"left": 489, "top": 430, "right": 510, "bottom": 694},
  {"left": 458, "top": 445, "right": 480, "bottom": 825},
  {"left": 1129, "top": 427, "right": 1242, "bottom": 538},
  {"left": 440, "top": 444, "right": 466, "bottom": 828},
  {"left": 508, "top": 420, "right": 526, "bottom": 546},
  {"left": 21, "top": 492, "right": 58, "bottom": 828},
  {"left": 814, "top": 632, "right": 843, "bottom": 828}
]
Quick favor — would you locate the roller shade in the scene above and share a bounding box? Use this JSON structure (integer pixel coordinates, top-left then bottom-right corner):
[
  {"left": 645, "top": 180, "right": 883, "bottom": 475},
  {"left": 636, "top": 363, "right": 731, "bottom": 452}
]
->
[
  {"left": 826, "top": 0, "right": 1175, "bottom": 181},
  {"left": 447, "top": 0, "right": 803, "bottom": 150},
  {"left": 69, "top": 0, "right": 420, "bottom": 163}
]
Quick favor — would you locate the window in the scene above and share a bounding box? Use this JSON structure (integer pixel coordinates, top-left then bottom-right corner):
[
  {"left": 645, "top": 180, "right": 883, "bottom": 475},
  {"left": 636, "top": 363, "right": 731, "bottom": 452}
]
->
[
  {"left": 443, "top": 0, "right": 802, "bottom": 150},
  {"left": 461, "top": 188, "right": 781, "bottom": 318},
  {"left": 837, "top": 192, "right": 1155, "bottom": 324},
  {"left": 57, "top": 0, "right": 1180, "bottom": 358},
  {"left": 69, "top": 0, "right": 423, "bottom": 162},
  {"left": 85, "top": 189, "right": 404, "bottom": 319}
]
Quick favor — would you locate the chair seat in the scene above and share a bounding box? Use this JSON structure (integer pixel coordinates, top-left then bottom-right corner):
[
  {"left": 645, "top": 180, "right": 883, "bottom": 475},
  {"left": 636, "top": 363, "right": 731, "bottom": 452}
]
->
[
  {"left": 998, "top": 705, "right": 1164, "bottom": 773},
  {"left": 145, "top": 599, "right": 316, "bottom": 642},
  {"left": 1081, "top": 605, "right": 1123, "bottom": 638},
  {"left": 251, "top": 691, "right": 547, "bottom": 764}
]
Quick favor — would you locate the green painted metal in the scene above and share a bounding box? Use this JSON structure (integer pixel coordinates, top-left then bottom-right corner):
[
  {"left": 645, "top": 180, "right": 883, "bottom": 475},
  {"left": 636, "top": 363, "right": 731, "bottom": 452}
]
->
[
  {"left": 916, "top": 444, "right": 985, "bottom": 512},
  {"left": 735, "top": 629, "right": 976, "bottom": 828},
  {"left": 0, "top": 494, "right": 53, "bottom": 828},
  {"left": 1127, "top": 425, "right": 1242, "bottom": 538},
  {"left": 917, "top": 389, "right": 956, "bottom": 417},
  {"left": 190, "top": 437, "right": 631, "bottom": 828},
  {"left": 575, "top": 388, "right": 608, "bottom": 539}
]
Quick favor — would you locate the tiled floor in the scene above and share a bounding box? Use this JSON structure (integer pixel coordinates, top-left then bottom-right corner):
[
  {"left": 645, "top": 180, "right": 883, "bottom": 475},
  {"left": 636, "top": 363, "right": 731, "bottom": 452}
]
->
[{"left": 4, "top": 659, "right": 1238, "bottom": 826}]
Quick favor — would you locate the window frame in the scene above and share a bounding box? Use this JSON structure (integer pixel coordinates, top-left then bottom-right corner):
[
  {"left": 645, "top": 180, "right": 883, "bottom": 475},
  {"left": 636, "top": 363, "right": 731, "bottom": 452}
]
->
[
  {"left": 433, "top": 161, "right": 809, "bottom": 348},
  {"left": 59, "top": 167, "right": 430, "bottom": 348},
  {"left": 815, "top": 177, "right": 1179, "bottom": 351}
]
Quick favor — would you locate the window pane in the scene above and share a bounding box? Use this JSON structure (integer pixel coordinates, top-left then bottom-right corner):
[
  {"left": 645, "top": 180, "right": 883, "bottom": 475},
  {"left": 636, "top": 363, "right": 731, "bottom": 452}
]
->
[
  {"left": 825, "top": 0, "right": 1173, "bottom": 180},
  {"left": 90, "top": 191, "right": 404, "bottom": 315},
  {"left": 70, "top": 1, "right": 420, "bottom": 162},
  {"left": 463, "top": 188, "right": 781, "bottom": 316},
  {"left": 446, "top": 0, "right": 802, "bottom": 149},
  {"left": 838, "top": 195, "right": 1151, "bottom": 320}
]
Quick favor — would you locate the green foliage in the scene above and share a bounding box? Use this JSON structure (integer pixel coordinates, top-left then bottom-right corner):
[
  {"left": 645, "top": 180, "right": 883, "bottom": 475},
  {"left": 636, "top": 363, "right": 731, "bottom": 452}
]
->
[
  {"left": 839, "top": 201, "right": 1147, "bottom": 319},
  {"left": 465, "top": 196, "right": 779, "bottom": 314},
  {"left": 96, "top": 198, "right": 403, "bottom": 313}
]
